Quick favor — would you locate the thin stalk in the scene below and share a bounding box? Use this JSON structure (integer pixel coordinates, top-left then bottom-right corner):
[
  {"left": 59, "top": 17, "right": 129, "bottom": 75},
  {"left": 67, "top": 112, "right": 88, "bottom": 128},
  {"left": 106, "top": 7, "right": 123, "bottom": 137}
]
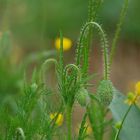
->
[
  {"left": 114, "top": 104, "right": 132, "bottom": 140},
  {"left": 40, "top": 58, "right": 57, "bottom": 84},
  {"left": 66, "top": 106, "right": 72, "bottom": 140},
  {"left": 110, "top": 0, "right": 129, "bottom": 66},
  {"left": 1, "top": 0, "right": 11, "bottom": 31}
]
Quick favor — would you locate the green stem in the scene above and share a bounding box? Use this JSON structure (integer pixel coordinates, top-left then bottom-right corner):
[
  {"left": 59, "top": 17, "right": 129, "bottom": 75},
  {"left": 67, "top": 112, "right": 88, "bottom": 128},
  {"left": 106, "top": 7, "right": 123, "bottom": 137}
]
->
[
  {"left": 81, "top": 0, "right": 103, "bottom": 79},
  {"left": 40, "top": 58, "right": 57, "bottom": 84},
  {"left": 110, "top": 0, "right": 129, "bottom": 66},
  {"left": 66, "top": 106, "right": 72, "bottom": 140},
  {"left": 76, "top": 22, "right": 109, "bottom": 80},
  {"left": 114, "top": 104, "right": 132, "bottom": 140}
]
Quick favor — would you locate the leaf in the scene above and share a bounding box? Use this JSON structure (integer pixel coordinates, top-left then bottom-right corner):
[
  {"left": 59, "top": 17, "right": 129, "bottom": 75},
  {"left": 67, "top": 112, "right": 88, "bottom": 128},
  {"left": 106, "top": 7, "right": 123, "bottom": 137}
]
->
[{"left": 110, "top": 90, "right": 140, "bottom": 140}]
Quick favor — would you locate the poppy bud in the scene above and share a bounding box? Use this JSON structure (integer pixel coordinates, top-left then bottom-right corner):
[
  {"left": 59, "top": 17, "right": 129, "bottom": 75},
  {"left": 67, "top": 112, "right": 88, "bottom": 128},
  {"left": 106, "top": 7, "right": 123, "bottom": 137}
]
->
[
  {"left": 76, "top": 87, "right": 90, "bottom": 107},
  {"left": 97, "top": 80, "right": 114, "bottom": 106}
]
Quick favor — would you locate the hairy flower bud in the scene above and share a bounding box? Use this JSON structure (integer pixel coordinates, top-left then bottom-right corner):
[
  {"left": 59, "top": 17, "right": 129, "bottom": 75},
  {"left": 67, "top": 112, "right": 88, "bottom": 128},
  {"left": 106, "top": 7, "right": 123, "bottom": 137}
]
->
[
  {"left": 97, "top": 80, "right": 114, "bottom": 106},
  {"left": 76, "top": 87, "right": 90, "bottom": 107}
]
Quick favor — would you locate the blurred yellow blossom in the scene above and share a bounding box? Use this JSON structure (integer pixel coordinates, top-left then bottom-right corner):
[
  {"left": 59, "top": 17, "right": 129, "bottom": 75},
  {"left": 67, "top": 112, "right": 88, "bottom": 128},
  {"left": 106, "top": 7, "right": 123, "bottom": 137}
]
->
[
  {"left": 135, "top": 81, "right": 140, "bottom": 95},
  {"left": 55, "top": 37, "right": 72, "bottom": 51},
  {"left": 125, "top": 81, "right": 140, "bottom": 106},
  {"left": 85, "top": 123, "right": 92, "bottom": 135},
  {"left": 50, "top": 113, "right": 64, "bottom": 126},
  {"left": 76, "top": 122, "right": 92, "bottom": 136},
  {"left": 124, "top": 92, "right": 137, "bottom": 105}
]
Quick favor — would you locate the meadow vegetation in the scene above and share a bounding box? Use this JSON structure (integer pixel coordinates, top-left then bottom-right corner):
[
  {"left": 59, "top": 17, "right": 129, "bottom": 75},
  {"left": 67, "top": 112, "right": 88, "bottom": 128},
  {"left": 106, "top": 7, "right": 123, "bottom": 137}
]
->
[{"left": 0, "top": 0, "right": 140, "bottom": 140}]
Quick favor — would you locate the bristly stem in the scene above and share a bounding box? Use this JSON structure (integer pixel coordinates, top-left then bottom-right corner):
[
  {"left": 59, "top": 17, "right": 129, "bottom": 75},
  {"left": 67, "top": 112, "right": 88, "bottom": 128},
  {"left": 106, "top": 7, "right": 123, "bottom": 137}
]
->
[
  {"left": 59, "top": 31, "right": 64, "bottom": 73},
  {"left": 110, "top": 0, "right": 129, "bottom": 66},
  {"left": 78, "top": 0, "right": 103, "bottom": 79},
  {"left": 88, "top": 0, "right": 103, "bottom": 22},
  {"left": 66, "top": 105, "right": 72, "bottom": 140},
  {"left": 59, "top": 31, "right": 64, "bottom": 89},
  {"left": 76, "top": 22, "right": 109, "bottom": 80},
  {"left": 114, "top": 104, "right": 132, "bottom": 140},
  {"left": 40, "top": 58, "right": 57, "bottom": 84}
]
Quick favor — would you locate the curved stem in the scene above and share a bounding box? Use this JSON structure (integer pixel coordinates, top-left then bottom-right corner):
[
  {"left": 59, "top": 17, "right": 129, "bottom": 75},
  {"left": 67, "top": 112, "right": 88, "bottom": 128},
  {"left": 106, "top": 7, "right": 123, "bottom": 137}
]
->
[
  {"left": 114, "top": 104, "right": 132, "bottom": 140},
  {"left": 64, "top": 64, "right": 81, "bottom": 81},
  {"left": 66, "top": 106, "right": 72, "bottom": 140},
  {"left": 81, "top": 0, "right": 103, "bottom": 78},
  {"left": 40, "top": 58, "right": 58, "bottom": 84},
  {"left": 76, "top": 22, "right": 109, "bottom": 80}
]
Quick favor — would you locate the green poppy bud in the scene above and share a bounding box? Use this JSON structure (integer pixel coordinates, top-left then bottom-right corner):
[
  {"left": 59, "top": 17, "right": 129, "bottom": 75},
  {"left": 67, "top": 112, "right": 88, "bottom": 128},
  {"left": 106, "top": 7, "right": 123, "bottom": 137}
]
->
[
  {"left": 97, "top": 80, "right": 114, "bottom": 106},
  {"left": 76, "top": 87, "right": 90, "bottom": 107}
]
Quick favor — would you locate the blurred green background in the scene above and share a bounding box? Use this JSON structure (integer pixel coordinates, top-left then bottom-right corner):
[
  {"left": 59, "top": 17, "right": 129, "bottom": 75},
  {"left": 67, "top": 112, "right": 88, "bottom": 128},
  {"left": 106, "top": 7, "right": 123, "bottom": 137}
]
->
[{"left": 0, "top": 0, "right": 140, "bottom": 49}]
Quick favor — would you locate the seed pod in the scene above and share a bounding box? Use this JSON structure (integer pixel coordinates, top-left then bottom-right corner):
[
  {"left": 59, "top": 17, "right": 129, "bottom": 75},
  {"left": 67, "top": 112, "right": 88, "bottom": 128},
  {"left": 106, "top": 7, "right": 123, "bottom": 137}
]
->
[
  {"left": 96, "top": 80, "right": 114, "bottom": 106},
  {"left": 76, "top": 87, "right": 90, "bottom": 107}
]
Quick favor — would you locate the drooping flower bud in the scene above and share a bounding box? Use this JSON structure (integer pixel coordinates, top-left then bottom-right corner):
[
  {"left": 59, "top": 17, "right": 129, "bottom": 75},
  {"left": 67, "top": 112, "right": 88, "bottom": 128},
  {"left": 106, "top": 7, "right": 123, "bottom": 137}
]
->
[{"left": 76, "top": 87, "right": 90, "bottom": 107}]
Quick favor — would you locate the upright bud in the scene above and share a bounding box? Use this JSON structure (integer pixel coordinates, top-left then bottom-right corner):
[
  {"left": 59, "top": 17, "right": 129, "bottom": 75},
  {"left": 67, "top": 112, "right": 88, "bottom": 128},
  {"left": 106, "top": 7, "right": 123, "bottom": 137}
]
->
[{"left": 96, "top": 80, "right": 114, "bottom": 106}]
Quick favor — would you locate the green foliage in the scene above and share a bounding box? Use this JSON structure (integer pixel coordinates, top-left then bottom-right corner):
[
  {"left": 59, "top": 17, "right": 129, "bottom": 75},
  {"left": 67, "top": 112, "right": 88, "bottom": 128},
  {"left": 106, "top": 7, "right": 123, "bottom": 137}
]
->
[
  {"left": 87, "top": 101, "right": 105, "bottom": 140},
  {"left": 0, "top": 31, "right": 21, "bottom": 109},
  {"left": 77, "top": 113, "right": 88, "bottom": 140}
]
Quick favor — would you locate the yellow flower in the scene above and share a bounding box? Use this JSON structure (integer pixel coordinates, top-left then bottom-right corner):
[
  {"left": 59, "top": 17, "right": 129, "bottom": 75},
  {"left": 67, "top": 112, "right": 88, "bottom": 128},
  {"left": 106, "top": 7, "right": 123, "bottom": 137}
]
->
[
  {"left": 50, "top": 113, "right": 64, "bottom": 126},
  {"left": 124, "top": 92, "right": 136, "bottom": 105},
  {"left": 125, "top": 81, "right": 140, "bottom": 106},
  {"left": 55, "top": 37, "right": 72, "bottom": 51},
  {"left": 85, "top": 124, "right": 92, "bottom": 135},
  {"left": 135, "top": 81, "right": 140, "bottom": 95},
  {"left": 76, "top": 123, "right": 92, "bottom": 136}
]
